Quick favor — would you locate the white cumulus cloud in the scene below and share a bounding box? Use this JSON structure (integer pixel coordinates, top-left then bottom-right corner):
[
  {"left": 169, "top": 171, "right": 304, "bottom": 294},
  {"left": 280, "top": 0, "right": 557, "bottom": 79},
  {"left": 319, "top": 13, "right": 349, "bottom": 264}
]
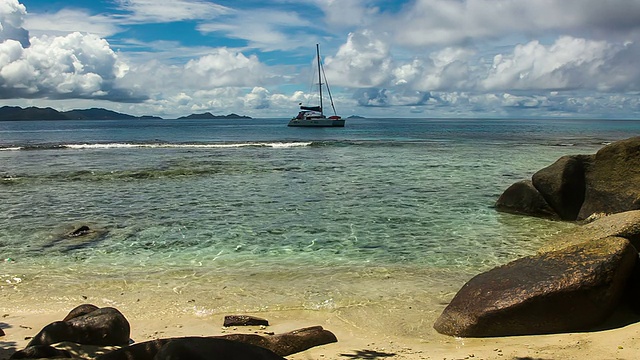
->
[
  {"left": 0, "top": 31, "right": 135, "bottom": 100},
  {"left": 183, "top": 48, "right": 268, "bottom": 88},
  {"left": 481, "top": 36, "right": 638, "bottom": 92},
  {"left": 325, "top": 30, "right": 394, "bottom": 88},
  {"left": 0, "top": 0, "right": 28, "bottom": 46}
]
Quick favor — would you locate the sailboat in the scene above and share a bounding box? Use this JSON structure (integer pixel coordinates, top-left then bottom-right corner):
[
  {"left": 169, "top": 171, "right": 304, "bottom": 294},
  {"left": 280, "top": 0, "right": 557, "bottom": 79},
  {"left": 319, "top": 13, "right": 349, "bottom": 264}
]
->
[{"left": 288, "top": 44, "right": 345, "bottom": 127}]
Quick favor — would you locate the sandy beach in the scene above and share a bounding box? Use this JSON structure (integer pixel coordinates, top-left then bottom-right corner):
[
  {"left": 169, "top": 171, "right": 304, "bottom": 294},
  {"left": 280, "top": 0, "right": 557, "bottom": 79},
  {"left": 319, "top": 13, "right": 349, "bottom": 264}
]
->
[{"left": 1, "top": 297, "right": 639, "bottom": 360}]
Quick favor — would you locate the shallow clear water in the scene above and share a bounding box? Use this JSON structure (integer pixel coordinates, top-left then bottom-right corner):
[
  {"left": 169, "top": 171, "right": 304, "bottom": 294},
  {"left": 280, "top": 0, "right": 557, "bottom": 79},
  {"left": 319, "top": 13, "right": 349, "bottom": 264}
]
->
[{"left": 1, "top": 117, "right": 638, "bottom": 325}]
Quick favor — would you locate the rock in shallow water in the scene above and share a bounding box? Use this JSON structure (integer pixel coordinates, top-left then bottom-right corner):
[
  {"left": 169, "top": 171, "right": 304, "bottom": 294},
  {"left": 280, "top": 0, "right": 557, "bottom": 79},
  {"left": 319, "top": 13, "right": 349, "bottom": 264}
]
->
[
  {"left": 496, "top": 136, "right": 640, "bottom": 220},
  {"left": 531, "top": 154, "right": 590, "bottom": 221},
  {"left": 494, "top": 180, "right": 558, "bottom": 219}
]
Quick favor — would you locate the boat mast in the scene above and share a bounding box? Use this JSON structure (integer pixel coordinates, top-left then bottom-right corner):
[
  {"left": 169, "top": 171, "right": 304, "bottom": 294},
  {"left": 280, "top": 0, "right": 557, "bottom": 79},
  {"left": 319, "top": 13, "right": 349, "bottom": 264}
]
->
[{"left": 316, "top": 44, "right": 323, "bottom": 116}]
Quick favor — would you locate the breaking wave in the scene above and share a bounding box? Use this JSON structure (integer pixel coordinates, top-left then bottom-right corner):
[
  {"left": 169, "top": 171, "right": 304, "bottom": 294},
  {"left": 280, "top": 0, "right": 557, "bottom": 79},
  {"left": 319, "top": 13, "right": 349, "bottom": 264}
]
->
[{"left": 0, "top": 141, "right": 314, "bottom": 151}]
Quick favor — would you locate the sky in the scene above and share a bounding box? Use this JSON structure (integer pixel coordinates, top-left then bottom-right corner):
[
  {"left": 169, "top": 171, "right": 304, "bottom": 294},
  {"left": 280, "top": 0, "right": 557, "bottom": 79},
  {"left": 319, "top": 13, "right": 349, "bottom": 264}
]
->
[{"left": 0, "top": 0, "right": 640, "bottom": 119}]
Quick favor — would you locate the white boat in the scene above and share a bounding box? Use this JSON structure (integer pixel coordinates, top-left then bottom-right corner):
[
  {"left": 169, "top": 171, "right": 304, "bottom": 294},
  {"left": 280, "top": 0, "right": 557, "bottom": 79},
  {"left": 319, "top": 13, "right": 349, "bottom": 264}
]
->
[{"left": 288, "top": 44, "right": 345, "bottom": 127}]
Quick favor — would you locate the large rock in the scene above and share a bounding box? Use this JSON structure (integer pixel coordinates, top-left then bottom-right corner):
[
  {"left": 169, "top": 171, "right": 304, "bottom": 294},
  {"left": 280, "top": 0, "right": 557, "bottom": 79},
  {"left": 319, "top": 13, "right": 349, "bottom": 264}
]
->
[
  {"left": 540, "top": 210, "right": 640, "bottom": 252},
  {"left": 27, "top": 306, "right": 130, "bottom": 347},
  {"left": 496, "top": 136, "right": 640, "bottom": 220},
  {"left": 434, "top": 236, "right": 638, "bottom": 337},
  {"left": 62, "top": 304, "right": 100, "bottom": 322},
  {"left": 531, "top": 155, "right": 590, "bottom": 220},
  {"left": 494, "top": 180, "right": 558, "bottom": 219},
  {"left": 578, "top": 137, "right": 640, "bottom": 220}
]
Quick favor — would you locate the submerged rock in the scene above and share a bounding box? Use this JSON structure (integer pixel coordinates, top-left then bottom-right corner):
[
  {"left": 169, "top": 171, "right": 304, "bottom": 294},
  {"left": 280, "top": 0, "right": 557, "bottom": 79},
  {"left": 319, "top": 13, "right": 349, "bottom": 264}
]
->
[
  {"left": 494, "top": 180, "right": 558, "bottom": 219},
  {"left": 434, "top": 236, "right": 638, "bottom": 337},
  {"left": 68, "top": 225, "right": 92, "bottom": 237}
]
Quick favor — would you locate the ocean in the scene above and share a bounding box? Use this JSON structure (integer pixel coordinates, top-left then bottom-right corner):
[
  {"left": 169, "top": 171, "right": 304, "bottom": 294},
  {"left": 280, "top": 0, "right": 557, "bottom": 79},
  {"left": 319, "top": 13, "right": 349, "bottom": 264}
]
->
[{"left": 1, "top": 117, "right": 639, "bottom": 336}]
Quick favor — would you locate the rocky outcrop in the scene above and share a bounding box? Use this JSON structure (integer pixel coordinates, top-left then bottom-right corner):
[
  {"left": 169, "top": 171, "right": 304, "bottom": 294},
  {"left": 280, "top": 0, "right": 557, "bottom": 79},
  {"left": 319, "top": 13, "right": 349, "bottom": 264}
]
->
[
  {"left": 96, "top": 326, "right": 337, "bottom": 359},
  {"left": 531, "top": 155, "right": 590, "bottom": 220},
  {"left": 27, "top": 306, "right": 130, "bottom": 347},
  {"left": 434, "top": 236, "right": 638, "bottom": 337},
  {"left": 578, "top": 137, "right": 640, "bottom": 220},
  {"left": 496, "top": 136, "right": 640, "bottom": 221},
  {"left": 12, "top": 305, "right": 336, "bottom": 359},
  {"left": 540, "top": 210, "right": 640, "bottom": 252},
  {"left": 220, "top": 326, "right": 337, "bottom": 357}
]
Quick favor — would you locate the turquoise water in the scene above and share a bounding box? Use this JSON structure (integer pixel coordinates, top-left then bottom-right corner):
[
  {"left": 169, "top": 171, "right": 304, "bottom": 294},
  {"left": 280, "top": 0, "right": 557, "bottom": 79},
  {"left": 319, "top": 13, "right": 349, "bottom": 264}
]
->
[{"left": 1, "top": 118, "right": 639, "bottom": 323}]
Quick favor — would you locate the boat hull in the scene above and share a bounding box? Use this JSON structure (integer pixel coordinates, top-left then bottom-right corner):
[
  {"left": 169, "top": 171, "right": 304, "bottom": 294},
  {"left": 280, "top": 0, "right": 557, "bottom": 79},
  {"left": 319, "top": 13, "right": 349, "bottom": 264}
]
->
[{"left": 288, "top": 118, "right": 345, "bottom": 127}]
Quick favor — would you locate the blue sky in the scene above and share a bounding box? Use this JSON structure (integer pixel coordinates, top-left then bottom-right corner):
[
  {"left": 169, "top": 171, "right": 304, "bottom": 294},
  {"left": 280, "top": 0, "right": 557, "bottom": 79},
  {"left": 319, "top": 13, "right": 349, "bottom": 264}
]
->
[{"left": 1, "top": 0, "right": 640, "bottom": 118}]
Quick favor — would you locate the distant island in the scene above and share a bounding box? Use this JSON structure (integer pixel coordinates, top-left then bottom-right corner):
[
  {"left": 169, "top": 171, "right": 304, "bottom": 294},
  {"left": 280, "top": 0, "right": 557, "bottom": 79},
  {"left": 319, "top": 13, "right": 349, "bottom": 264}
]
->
[
  {"left": 0, "top": 106, "right": 252, "bottom": 121},
  {"left": 177, "top": 112, "right": 252, "bottom": 120},
  {"left": 347, "top": 115, "right": 366, "bottom": 119},
  {"left": 0, "top": 106, "right": 161, "bottom": 121}
]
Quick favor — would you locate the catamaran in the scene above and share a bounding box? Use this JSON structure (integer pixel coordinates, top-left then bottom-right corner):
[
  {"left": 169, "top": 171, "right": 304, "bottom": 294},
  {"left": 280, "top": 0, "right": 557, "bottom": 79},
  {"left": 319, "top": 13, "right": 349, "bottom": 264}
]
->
[{"left": 288, "top": 44, "right": 345, "bottom": 127}]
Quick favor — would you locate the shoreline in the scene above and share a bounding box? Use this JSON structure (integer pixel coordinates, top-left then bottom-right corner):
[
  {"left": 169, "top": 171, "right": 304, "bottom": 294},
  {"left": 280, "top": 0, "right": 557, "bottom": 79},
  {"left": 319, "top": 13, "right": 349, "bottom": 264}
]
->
[{"left": 1, "top": 300, "right": 639, "bottom": 359}]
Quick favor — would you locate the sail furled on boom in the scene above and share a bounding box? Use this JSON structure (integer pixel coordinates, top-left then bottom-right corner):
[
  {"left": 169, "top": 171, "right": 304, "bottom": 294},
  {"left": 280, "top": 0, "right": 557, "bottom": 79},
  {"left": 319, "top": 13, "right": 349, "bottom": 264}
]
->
[{"left": 300, "top": 106, "right": 322, "bottom": 112}]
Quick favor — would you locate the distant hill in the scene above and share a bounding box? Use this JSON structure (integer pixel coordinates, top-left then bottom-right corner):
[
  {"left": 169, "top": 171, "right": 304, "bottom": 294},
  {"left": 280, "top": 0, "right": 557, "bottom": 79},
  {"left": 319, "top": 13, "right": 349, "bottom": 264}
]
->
[
  {"left": 177, "top": 112, "right": 252, "bottom": 120},
  {"left": 347, "top": 115, "right": 366, "bottom": 119},
  {"left": 0, "top": 106, "right": 68, "bottom": 120},
  {"left": 0, "top": 106, "right": 162, "bottom": 121},
  {"left": 64, "top": 108, "right": 162, "bottom": 120}
]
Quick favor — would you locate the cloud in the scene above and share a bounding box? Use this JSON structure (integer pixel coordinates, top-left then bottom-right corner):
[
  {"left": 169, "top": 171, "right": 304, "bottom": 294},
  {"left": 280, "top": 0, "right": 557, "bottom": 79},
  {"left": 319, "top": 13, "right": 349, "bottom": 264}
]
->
[
  {"left": 482, "top": 36, "right": 640, "bottom": 92},
  {"left": 392, "top": 47, "right": 476, "bottom": 91},
  {"left": 386, "top": 0, "right": 640, "bottom": 48},
  {"left": 0, "top": 32, "right": 139, "bottom": 101},
  {"left": 313, "top": 0, "right": 377, "bottom": 28},
  {"left": 243, "top": 87, "right": 270, "bottom": 109},
  {"left": 0, "top": 0, "right": 29, "bottom": 47},
  {"left": 5, "top": 0, "right": 640, "bottom": 118},
  {"left": 182, "top": 48, "right": 270, "bottom": 88},
  {"left": 324, "top": 30, "right": 394, "bottom": 87},
  {"left": 25, "top": 9, "right": 121, "bottom": 38},
  {"left": 354, "top": 88, "right": 390, "bottom": 107},
  {"left": 115, "top": 0, "right": 231, "bottom": 23},
  {"left": 197, "top": 9, "right": 316, "bottom": 51}
]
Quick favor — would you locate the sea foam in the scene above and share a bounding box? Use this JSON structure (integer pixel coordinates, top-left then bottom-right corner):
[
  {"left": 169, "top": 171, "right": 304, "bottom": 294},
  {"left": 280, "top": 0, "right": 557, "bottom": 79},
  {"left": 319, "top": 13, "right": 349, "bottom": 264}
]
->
[{"left": 64, "top": 142, "right": 312, "bottom": 149}]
